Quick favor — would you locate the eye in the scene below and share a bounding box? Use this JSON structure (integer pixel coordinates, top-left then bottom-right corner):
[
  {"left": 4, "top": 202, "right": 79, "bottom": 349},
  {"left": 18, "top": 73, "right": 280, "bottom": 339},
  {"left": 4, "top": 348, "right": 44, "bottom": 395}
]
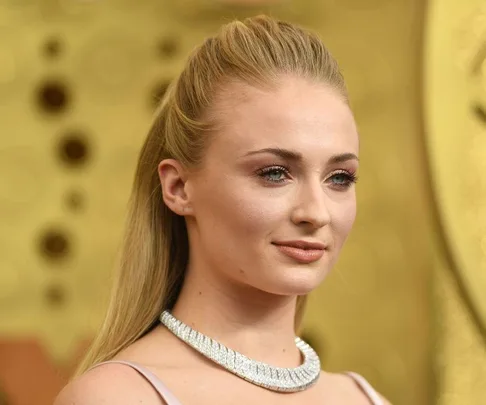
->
[
  {"left": 328, "top": 171, "right": 358, "bottom": 189},
  {"left": 256, "top": 165, "right": 290, "bottom": 183}
]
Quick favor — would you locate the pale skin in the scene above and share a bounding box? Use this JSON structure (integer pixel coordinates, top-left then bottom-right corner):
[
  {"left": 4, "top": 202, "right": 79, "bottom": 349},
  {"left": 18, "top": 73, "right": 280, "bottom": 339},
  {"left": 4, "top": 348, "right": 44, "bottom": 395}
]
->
[{"left": 55, "top": 75, "right": 391, "bottom": 404}]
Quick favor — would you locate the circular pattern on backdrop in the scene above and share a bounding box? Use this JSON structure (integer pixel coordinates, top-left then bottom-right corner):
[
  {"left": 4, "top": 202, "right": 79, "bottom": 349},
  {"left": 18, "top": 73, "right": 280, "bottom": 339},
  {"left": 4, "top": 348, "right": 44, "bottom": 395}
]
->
[
  {"left": 35, "top": 78, "right": 71, "bottom": 114},
  {"left": 44, "top": 283, "right": 67, "bottom": 307},
  {"left": 57, "top": 130, "right": 91, "bottom": 167},
  {"left": 156, "top": 36, "right": 179, "bottom": 59},
  {"left": 38, "top": 227, "right": 71, "bottom": 261},
  {"left": 424, "top": 0, "right": 486, "bottom": 337},
  {"left": 473, "top": 103, "right": 486, "bottom": 123},
  {"left": 42, "top": 36, "right": 63, "bottom": 60}
]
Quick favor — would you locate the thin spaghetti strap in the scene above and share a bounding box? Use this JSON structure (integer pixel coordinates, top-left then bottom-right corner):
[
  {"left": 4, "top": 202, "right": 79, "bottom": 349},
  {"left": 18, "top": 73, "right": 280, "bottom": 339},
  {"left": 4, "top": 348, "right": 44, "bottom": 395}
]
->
[
  {"left": 90, "top": 360, "right": 183, "bottom": 405},
  {"left": 345, "top": 372, "right": 383, "bottom": 405}
]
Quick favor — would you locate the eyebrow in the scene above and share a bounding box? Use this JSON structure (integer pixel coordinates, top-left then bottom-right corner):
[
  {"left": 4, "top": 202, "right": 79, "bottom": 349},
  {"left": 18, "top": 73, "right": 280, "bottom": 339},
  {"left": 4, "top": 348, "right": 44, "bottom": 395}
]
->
[{"left": 243, "top": 147, "right": 359, "bottom": 165}]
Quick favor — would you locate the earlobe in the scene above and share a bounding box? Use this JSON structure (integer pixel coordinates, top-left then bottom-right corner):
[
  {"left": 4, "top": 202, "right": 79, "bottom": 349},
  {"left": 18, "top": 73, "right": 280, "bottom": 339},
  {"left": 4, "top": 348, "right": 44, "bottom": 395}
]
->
[{"left": 158, "top": 159, "right": 190, "bottom": 216}]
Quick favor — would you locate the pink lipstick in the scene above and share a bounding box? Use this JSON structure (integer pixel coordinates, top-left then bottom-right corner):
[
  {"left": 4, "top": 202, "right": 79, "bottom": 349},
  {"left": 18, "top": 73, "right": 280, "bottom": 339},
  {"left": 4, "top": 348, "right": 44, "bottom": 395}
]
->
[{"left": 272, "top": 240, "right": 327, "bottom": 264}]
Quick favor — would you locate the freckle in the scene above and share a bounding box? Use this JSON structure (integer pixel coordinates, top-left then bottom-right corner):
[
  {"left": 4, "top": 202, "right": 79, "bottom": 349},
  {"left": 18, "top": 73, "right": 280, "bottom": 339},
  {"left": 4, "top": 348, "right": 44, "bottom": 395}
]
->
[
  {"left": 239, "top": 269, "right": 245, "bottom": 274},
  {"left": 198, "top": 291, "right": 202, "bottom": 295},
  {"left": 283, "top": 349, "right": 286, "bottom": 353}
]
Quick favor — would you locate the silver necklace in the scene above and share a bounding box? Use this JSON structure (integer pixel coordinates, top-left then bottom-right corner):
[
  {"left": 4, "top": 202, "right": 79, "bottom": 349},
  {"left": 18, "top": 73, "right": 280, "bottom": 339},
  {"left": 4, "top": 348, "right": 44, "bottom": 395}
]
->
[{"left": 159, "top": 310, "right": 321, "bottom": 392}]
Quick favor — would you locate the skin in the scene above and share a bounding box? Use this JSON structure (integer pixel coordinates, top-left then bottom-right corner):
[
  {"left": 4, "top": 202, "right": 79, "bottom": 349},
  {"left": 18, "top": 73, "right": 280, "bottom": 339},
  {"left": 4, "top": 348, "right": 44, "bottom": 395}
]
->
[
  {"left": 54, "top": 75, "right": 391, "bottom": 404},
  {"left": 165, "top": 75, "right": 359, "bottom": 363}
]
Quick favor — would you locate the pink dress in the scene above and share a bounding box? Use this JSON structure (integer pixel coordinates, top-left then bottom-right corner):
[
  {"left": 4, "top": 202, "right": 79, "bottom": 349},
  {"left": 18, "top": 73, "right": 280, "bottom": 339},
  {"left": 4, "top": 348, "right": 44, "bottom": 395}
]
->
[{"left": 91, "top": 360, "right": 384, "bottom": 404}]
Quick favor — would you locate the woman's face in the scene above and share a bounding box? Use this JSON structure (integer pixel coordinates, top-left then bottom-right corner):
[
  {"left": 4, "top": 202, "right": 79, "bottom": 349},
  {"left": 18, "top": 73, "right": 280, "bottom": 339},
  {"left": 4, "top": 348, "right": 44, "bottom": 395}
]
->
[{"left": 185, "top": 75, "right": 359, "bottom": 296}]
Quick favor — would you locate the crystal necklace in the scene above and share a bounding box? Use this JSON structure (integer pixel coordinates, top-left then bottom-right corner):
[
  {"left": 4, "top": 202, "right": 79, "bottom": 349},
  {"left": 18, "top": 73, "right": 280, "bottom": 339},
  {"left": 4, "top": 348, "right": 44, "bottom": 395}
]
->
[{"left": 159, "top": 310, "right": 321, "bottom": 392}]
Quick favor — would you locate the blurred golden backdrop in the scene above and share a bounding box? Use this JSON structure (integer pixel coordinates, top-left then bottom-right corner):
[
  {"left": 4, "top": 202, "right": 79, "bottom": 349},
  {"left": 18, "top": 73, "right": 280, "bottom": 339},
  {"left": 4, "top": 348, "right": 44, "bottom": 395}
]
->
[
  {"left": 0, "top": 1, "right": 484, "bottom": 404},
  {"left": 424, "top": 0, "right": 486, "bottom": 404}
]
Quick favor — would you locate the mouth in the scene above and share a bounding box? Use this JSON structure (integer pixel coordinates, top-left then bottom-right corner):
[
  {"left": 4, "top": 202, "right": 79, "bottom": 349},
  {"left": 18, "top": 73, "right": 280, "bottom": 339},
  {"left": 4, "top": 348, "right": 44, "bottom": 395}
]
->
[{"left": 272, "top": 241, "right": 327, "bottom": 264}]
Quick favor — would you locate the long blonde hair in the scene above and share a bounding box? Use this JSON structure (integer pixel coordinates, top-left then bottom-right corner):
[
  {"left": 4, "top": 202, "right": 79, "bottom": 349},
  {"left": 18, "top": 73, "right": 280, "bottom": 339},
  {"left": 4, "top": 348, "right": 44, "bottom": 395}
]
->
[{"left": 76, "top": 15, "right": 347, "bottom": 375}]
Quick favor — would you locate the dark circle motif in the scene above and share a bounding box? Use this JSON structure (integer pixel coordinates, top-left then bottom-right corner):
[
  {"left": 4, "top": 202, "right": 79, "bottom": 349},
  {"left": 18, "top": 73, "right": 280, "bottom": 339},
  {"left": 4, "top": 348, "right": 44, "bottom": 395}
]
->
[
  {"left": 39, "top": 228, "right": 70, "bottom": 260},
  {"left": 45, "top": 284, "right": 66, "bottom": 307},
  {"left": 36, "top": 80, "right": 69, "bottom": 114},
  {"left": 58, "top": 133, "right": 89, "bottom": 166},
  {"left": 472, "top": 103, "right": 486, "bottom": 124},
  {"left": 43, "top": 37, "right": 62, "bottom": 59},
  {"left": 157, "top": 37, "right": 179, "bottom": 58}
]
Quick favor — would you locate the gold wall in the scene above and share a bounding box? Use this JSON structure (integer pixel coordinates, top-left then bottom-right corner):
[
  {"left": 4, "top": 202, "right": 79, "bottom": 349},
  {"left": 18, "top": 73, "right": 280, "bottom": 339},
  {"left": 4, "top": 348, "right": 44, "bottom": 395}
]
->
[
  {"left": 424, "top": 0, "right": 486, "bottom": 404},
  {"left": 0, "top": 1, "right": 484, "bottom": 404}
]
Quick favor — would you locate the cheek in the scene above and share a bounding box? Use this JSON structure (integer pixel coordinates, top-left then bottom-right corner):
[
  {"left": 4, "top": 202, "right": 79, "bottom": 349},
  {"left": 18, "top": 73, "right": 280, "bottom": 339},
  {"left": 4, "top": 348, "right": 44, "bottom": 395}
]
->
[
  {"left": 231, "top": 196, "right": 286, "bottom": 233},
  {"left": 332, "top": 199, "right": 357, "bottom": 241},
  {"left": 197, "top": 178, "right": 287, "bottom": 236}
]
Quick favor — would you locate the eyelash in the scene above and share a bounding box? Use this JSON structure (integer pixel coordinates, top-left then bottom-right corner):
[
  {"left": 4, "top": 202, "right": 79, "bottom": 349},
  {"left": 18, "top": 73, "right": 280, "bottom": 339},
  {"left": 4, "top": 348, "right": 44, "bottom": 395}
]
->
[{"left": 256, "top": 165, "right": 358, "bottom": 189}]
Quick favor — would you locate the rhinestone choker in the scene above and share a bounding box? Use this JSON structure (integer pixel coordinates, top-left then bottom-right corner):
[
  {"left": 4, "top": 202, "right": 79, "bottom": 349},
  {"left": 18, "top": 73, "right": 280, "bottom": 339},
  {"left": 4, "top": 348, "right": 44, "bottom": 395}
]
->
[{"left": 159, "top": 310, "right": 321, "bottom": 392}]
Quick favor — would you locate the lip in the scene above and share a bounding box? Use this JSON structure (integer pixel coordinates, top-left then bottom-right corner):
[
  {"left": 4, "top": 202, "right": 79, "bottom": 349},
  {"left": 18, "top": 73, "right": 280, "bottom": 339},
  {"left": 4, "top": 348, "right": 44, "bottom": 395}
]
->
[
  {"left": 272, "top": 240, "right": 327, "bottom": 264},
  {"left": 272, "top": 240, "right": 328, "bottom": 250}
]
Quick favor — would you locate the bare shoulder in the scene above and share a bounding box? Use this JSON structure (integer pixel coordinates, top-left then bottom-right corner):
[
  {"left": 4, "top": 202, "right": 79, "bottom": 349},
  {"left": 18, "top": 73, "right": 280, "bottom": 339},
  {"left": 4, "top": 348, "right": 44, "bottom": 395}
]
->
[
  {"left": 54, "top": 362, "right": 166, "bottom": 405},
  {"left": 322, "top": 371, "right": 392, "bottom": 405}
]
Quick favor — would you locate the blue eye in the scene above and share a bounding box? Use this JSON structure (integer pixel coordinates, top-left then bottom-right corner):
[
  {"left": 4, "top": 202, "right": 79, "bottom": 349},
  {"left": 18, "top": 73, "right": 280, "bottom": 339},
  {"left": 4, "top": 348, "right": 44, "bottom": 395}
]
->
[
  {"left": 257, "top": 166, "right": 290, "bottom": 183},
  {"left": 256, "top": 167, "right": 358, "bottom": 188},
  {"left": 332, "top": 173, "right": 348, "bottom": 184},
  {"left": 329, "top": 172, "right": 358, "bottom": 188}
]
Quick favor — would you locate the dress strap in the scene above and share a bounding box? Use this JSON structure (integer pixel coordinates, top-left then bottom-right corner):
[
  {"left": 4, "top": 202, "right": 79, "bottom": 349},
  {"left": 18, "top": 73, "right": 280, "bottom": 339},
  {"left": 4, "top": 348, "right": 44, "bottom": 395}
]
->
[
  {"left": 345, "top": 372, "right": 383, "bottom": 405},
  {"left": 90, "top": 360, "right": 182, "bottom": 405}
]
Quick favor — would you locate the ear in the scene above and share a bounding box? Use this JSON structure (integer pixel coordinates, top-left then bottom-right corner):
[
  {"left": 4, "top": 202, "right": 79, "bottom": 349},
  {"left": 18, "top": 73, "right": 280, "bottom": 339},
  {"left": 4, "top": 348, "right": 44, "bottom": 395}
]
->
[{"left": 158, "top": 159, "right": 193, "bottom": 216}]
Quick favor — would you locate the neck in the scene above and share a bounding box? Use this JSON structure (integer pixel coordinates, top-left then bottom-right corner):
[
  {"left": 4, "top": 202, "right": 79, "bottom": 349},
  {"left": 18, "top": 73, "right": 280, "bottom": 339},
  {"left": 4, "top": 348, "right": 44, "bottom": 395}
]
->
[{"left": 170, "top": 265, "right": 302, "bottom": 369}]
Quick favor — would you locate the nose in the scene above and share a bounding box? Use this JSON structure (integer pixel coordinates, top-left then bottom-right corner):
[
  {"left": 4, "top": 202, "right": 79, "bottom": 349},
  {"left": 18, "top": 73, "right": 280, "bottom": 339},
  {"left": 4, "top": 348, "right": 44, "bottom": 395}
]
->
[{"left": 290, "top": 180, "right": 331, "bottom": 229}]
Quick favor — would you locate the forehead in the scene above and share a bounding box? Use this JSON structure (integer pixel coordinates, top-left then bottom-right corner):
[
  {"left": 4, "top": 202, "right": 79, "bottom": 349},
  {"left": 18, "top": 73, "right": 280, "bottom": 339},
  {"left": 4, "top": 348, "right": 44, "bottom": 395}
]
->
[{"left": 208, "top": 76, "right": 359, "bottom": 157}]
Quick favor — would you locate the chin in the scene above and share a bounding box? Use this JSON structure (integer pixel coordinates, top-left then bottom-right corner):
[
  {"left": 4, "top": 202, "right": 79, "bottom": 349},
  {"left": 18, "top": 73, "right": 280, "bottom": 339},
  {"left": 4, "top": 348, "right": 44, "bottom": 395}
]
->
[{"left": 265, "top": 267, "right": 330, "bottom": 296}]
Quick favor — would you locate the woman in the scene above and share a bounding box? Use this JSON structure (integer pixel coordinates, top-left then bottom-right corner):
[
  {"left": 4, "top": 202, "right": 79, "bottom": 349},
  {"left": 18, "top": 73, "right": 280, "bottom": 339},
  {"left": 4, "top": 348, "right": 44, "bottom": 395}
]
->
[{"left": 55, "top": 15, "right": 391, "bottom": 404}]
